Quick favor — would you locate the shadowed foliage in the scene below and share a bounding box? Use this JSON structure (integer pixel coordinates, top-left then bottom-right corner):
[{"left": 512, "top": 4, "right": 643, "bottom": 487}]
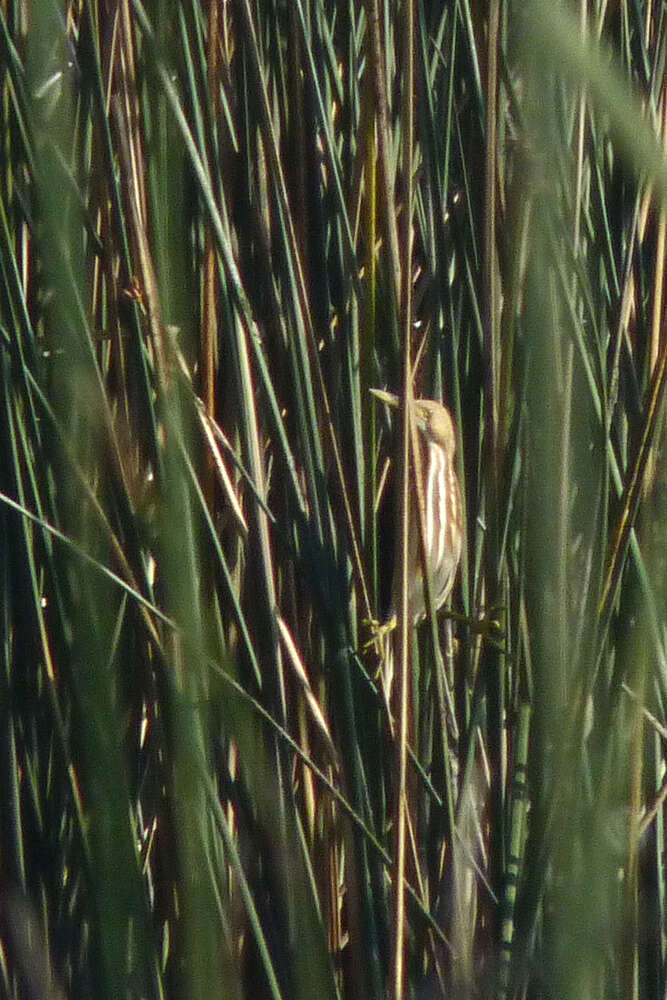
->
[{"left": 0, "top": 1, "right": 666, "bottom": 998}]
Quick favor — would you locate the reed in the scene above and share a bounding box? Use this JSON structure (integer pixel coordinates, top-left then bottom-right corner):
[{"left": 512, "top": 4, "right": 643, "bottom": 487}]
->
[{"left": 0, "top": 1, "right": 665, "bottom": 997}]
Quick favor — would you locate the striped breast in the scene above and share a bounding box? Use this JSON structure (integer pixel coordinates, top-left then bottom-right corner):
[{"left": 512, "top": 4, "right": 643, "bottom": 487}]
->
[{"left": 409, "top": 438, "right": 461, "bottom": 621}]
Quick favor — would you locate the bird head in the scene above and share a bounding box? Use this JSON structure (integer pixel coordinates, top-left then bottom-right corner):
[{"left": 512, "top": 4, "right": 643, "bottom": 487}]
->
[
  {"left": 413, "top": 399, "right": 457, "bottom": 456},
  {"left": 370, "top": 389, "right": 457, "bottom": 457}
]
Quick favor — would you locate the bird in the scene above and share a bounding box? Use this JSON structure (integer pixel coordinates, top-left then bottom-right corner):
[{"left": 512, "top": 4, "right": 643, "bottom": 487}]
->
[{"left": 371, "top": 389, "right": 463, "bottom": 702}]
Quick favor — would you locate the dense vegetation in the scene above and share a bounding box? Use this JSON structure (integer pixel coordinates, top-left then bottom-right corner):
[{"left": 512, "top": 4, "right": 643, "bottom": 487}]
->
[{"left": 0, "top": 1, "right": 666, "bottom": 998}]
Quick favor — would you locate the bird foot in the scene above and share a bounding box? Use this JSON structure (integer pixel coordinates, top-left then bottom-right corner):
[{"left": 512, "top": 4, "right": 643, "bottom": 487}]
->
[
  {"left": 362, "top": 615, "right": 396, "bottom": 652},
  {"left": 441, "top": 606, "right": 506, "bottom": 647}
]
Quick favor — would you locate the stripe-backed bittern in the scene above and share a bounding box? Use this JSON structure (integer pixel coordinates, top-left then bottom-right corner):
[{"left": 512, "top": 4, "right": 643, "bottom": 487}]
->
[{"left": 372, "top": 389, "right": 463, "bottom": 699}]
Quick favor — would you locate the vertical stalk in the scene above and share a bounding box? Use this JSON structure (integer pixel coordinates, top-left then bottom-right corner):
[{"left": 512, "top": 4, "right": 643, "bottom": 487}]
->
[
  {"left": 391, "top": 0, "right": 414, "bottom": 996},
  {"left": 483, "top": 0, "right": 505, "bottom": 934}
]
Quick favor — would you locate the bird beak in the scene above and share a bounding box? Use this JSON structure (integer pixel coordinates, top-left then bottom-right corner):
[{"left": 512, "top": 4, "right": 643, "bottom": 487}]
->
[{"left": 369, "top": 387, "right": 400, "bottom": 409}]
